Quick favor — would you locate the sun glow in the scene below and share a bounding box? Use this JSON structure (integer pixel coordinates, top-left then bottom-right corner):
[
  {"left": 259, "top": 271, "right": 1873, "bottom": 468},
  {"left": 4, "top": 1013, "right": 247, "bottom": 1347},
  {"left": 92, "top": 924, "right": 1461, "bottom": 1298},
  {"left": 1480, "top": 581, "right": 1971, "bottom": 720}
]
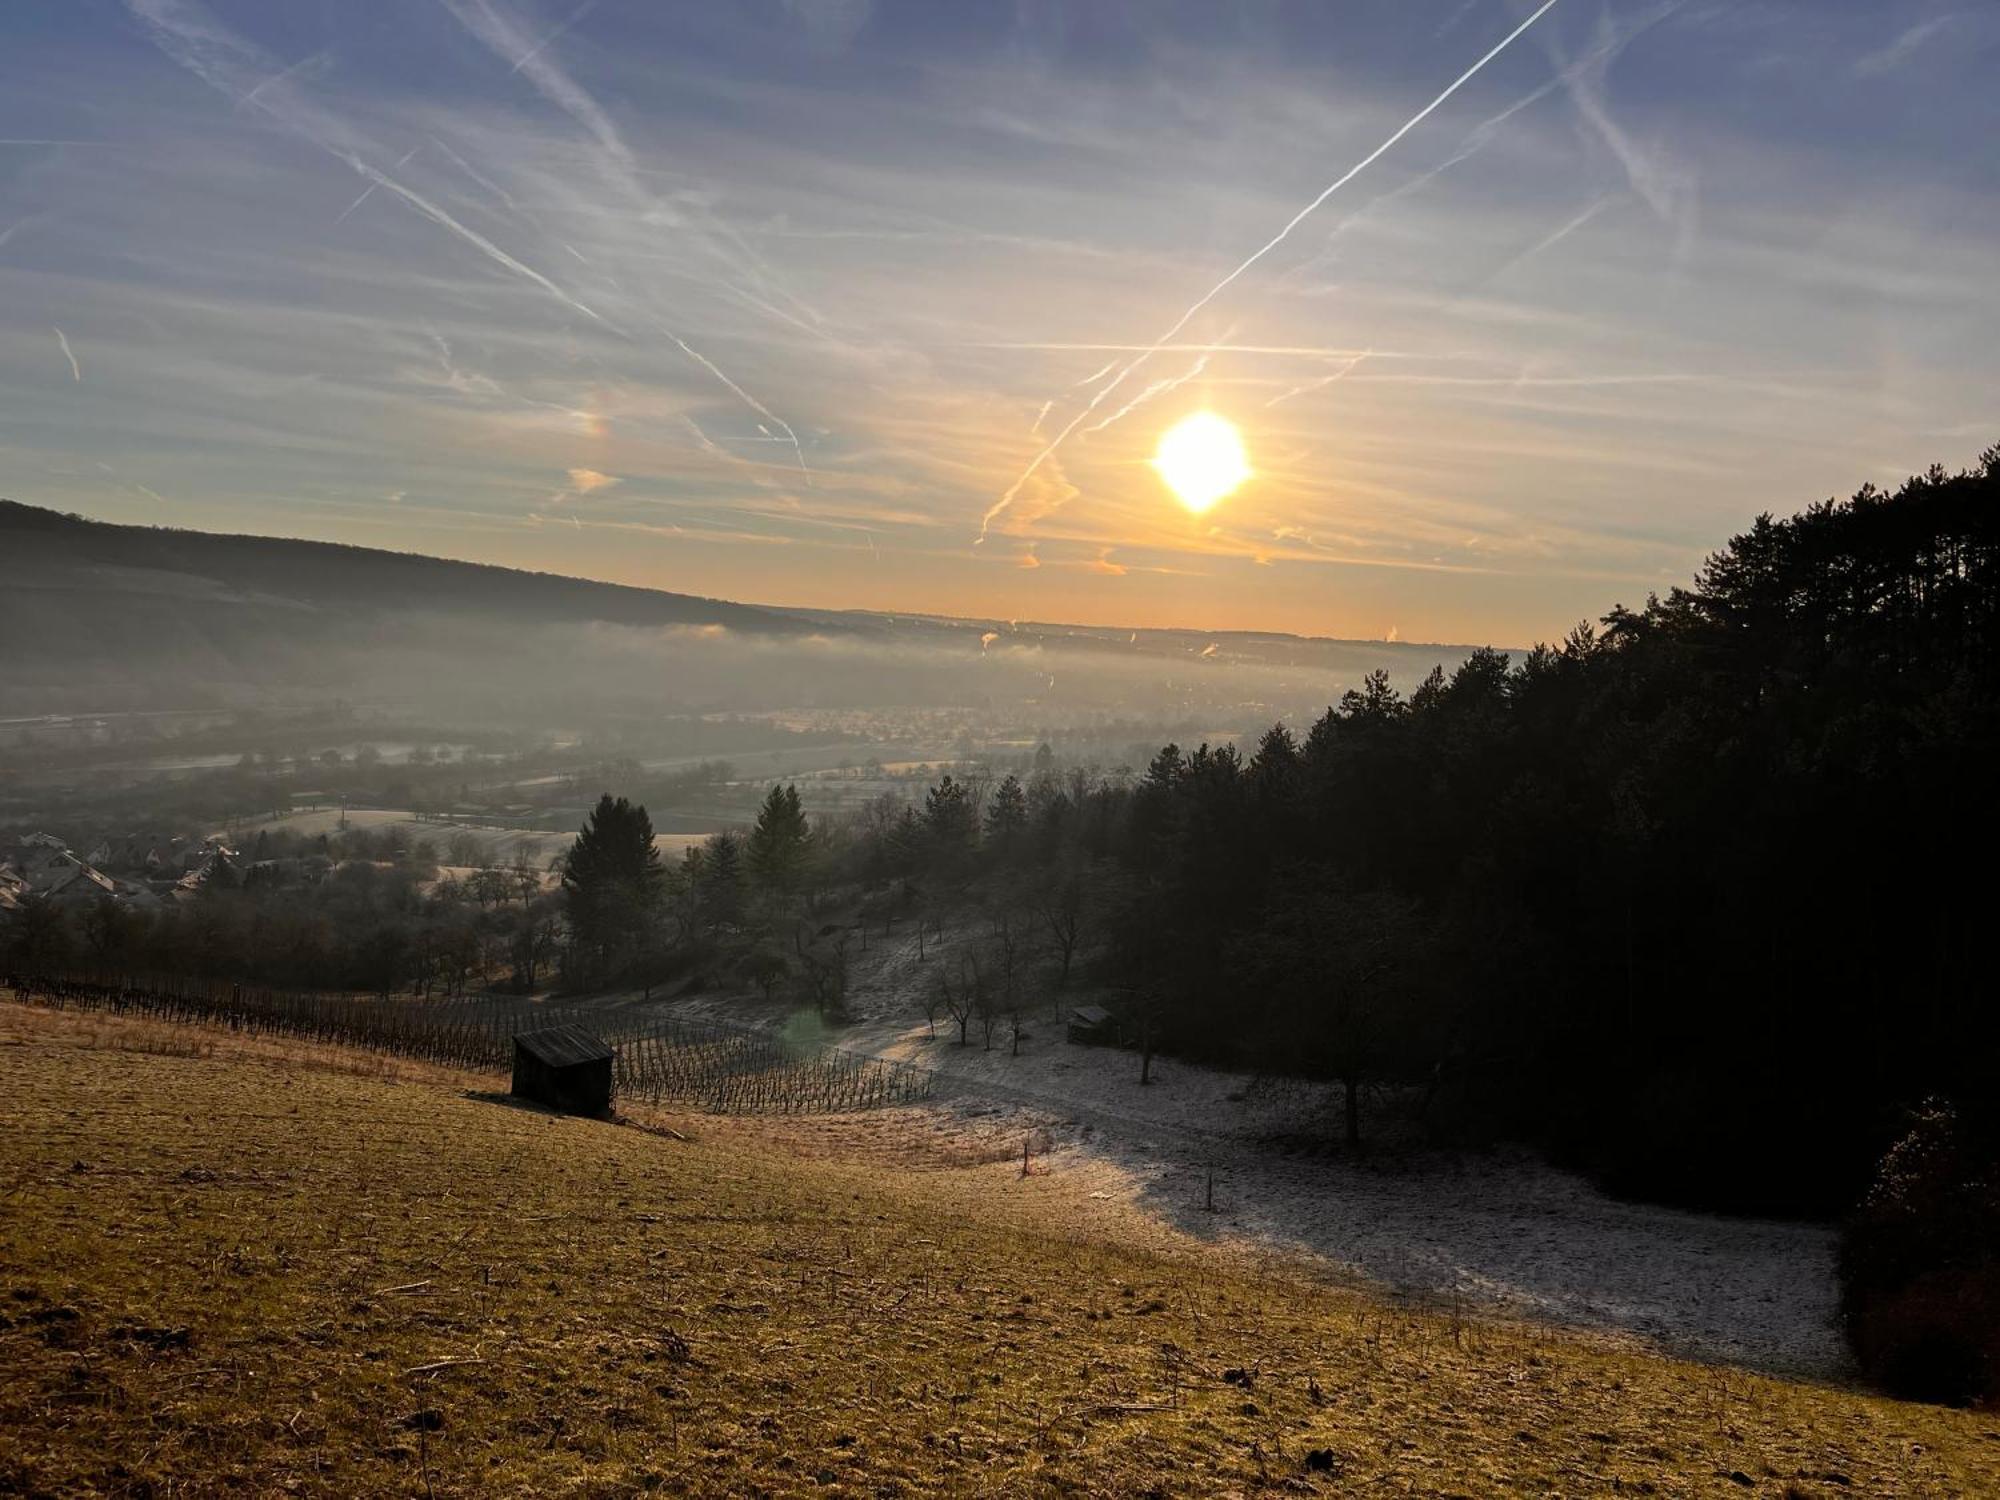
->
[{"left": 1153, "top": 411, "right": 1250, "bottom": 514}]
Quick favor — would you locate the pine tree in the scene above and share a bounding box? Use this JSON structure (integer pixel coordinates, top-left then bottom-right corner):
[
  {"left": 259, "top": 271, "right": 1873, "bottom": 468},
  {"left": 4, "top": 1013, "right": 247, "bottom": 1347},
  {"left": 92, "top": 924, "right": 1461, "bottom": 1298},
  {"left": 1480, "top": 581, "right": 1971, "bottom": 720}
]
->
[
  {"left": 561, "top": 793, "right": 663, "bottom": 980},
  {"left": 923, "top": 775, "right": 976, "bottom": 848},
  {"left": 983, "top": 773, "right": 1028, "bottom": 854},
  {"left": 696, "top": 831, "right": 744, "bottom": 933},
  {"left": 747, "top": 783, "right": 810, "bottom": 899}
]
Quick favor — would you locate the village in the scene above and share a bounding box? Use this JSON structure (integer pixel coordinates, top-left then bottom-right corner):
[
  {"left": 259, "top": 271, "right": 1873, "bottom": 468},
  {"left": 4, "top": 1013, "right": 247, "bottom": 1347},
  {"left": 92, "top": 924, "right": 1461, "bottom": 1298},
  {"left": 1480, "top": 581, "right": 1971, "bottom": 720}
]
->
[{"left": 0, "top": 829, "right": 240, "bottom": 916}]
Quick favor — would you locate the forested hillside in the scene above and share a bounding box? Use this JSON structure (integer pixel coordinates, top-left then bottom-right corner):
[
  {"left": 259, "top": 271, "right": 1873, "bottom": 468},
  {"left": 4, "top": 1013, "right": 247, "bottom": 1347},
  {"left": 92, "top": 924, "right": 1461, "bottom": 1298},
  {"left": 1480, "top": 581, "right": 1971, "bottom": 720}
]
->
[
  {"left": 1088, "top": 450, "right": 2000, "bottom": 1214},
  {"left": 792, "top": 449, "right": 1997, "bottom": 1218}
]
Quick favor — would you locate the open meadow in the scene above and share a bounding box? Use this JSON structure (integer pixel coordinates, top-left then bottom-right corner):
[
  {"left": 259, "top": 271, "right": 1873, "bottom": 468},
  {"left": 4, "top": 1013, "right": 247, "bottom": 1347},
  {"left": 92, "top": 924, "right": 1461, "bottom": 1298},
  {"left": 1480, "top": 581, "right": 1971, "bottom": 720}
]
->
[{"left": 2, "top": 1000, "right": 1995, "bottom": 1498}]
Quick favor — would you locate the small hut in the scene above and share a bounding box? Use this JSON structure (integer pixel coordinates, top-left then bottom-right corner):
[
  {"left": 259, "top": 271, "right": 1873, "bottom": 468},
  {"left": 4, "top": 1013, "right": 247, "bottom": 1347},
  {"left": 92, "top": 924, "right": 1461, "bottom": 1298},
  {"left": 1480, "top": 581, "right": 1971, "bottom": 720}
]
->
[
  {"left": 1066, "top": 1004, "right": 1121, "bottom": 1046},
  {"left": 511, "top": 1026, "right": 614, "bottom": 1115}
]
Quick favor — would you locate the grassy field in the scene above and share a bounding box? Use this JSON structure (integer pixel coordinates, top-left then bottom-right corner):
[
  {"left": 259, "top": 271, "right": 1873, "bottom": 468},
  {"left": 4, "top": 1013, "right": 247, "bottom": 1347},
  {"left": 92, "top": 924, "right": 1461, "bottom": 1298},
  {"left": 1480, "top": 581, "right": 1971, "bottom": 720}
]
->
[{"left": 2, "top": 1003, "right": 1996, "bottom": 1497}]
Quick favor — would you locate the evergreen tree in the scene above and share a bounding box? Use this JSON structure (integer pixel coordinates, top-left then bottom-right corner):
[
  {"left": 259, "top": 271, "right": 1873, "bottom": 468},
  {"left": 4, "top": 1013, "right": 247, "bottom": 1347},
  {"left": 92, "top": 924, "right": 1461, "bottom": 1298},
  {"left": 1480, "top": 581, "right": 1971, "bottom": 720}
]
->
[
  {"left": 983, "top": 773, "right": 1028, "bottom": 855},
  {"left": 696, "top": 831, "right": 744, "bottom": 933},
  {"left": 561, "top": 793, "right": 663, "bottom": 980},
  {"left": 923, "top": 775, "right": 976, "bottom": 850},
  {"left": 746, "top": 783, "right": 810, "bottom": 900}
]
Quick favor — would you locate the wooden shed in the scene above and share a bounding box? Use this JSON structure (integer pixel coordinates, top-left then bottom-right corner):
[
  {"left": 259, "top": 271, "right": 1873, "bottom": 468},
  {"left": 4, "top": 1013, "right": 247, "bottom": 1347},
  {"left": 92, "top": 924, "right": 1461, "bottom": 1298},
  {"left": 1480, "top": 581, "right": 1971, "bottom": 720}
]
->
[
  {"left": 1066, "top": 1004, "right": 1121, "bottom": 1046},
  {"left": 511, "top": 1026, "right": 614, "bottom": 1116}
]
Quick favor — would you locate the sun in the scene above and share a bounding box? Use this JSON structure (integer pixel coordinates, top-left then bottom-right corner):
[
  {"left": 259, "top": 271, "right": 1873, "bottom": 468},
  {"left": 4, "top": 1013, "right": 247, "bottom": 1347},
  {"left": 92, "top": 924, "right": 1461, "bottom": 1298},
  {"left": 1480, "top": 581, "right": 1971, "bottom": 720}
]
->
[{"left": 1153, "top": 410, "right": 1250, "bottom": 514}]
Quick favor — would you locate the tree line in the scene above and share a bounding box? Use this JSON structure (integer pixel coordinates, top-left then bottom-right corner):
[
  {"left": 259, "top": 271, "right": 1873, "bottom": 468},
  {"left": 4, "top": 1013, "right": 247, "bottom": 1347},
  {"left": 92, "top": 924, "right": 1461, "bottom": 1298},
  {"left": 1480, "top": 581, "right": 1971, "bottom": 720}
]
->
[{"left": 397, "top": 449, "right": 2000, "bottom": 1222}]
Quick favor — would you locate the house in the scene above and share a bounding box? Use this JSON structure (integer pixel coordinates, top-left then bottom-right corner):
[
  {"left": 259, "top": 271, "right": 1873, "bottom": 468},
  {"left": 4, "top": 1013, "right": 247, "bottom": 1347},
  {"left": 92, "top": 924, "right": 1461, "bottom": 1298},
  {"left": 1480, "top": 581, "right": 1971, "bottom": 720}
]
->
[
  {"left": 1065, "top": 1004, "right": 1123, "bottom": 1046},
  {"left": 0, "top": 836, "right": 122, "bottom": 909},
  {"left": 511, "top": 1026, "right": 615, "bottom": 1116}
]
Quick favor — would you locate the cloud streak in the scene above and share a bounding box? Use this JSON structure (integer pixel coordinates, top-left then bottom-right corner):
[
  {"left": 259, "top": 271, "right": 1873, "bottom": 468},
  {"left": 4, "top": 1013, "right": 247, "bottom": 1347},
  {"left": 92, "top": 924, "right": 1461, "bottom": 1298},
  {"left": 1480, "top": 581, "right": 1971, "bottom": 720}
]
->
[
  {"left": 126, "top": 0, "right": 611, "bottom": 330},
  {"left": 53, "top": 327, "right": 81, "bottom": 381},
  {"left": 981, "top": 0, "right": 1563, "bottom": 539},
  {"left": 7, "top": 0, "right": 1990, "bottom": 647},
  {"left": 1854, "top": 16, "right": 1959, "bottom": 78}
]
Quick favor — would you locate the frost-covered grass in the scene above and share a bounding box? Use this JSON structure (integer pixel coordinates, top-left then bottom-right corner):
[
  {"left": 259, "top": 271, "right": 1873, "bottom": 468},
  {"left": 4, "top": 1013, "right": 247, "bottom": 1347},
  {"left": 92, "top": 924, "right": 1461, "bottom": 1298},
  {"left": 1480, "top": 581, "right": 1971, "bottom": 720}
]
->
[{"left": 632, "top": 919, "right": 1851, "bottom": 1380}]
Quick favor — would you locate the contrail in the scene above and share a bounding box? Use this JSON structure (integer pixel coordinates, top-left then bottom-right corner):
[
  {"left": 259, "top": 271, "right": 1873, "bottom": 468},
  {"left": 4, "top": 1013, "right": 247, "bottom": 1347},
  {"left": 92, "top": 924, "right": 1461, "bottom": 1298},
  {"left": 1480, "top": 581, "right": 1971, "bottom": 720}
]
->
[
  {"left": 1083, "top": 353, "right": 1209, "bottom": 433},
  {"left": 239, "top": 48, "right": 328, "bottom": 111},
  {"left": 53, "top": 327, "right": 81, "bottom": 381},
  {"left": 337, "top": 151, "right": 610, "bottom": 326},
  {"left": 981, "top": 0, "right": 1562, "bottom": 538},
  {"left": 1032, "top": 358, "right": 1114, "bottom": 432},
  {"left": 126, "top": 2, "right": 610, "bottom": 332},
  {"left": 680, "top": 414, "right": 731, "bottom": 462},
  {"left": 654, "top": 320, "right": 812, "bottom": 486},
  {"left": 439, "top": 0, "right": 632, "bottom": 171},
  {"left": 982, "top": 341, "right": 1384, "bottom": 356},
  {"left": 1483, "top": 194, "right": 1618, "bottom": 283},
  {"left": 334, "top": 144, "right": 420, "bottom": 224},
  {"left": 1266, "top": 350, "right": 1371, "bottom": 409},
  {"left": 509, "top": 0, "right": 598, "bottom": 75},
  {"left": 440, "top": 0, "right": 819, "bottom": 477},
  {"left": 428, "top": 135, "right": 520, "bottom": 212}
]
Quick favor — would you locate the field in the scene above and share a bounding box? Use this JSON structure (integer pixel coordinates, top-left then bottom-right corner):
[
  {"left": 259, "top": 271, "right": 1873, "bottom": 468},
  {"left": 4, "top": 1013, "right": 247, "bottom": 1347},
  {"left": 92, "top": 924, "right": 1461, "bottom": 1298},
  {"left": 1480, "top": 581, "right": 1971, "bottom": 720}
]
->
[
  {"left": 234, "top": 808, "right": 713, "bottom": 864},
  {"left": 3, "top": 1002, "right": 1997, "bottom": 1498}
]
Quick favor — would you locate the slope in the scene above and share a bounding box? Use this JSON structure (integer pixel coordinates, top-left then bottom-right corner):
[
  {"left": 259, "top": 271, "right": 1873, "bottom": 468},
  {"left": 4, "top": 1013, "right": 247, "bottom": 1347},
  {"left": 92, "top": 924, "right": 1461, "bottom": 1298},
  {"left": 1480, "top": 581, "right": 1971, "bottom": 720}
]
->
[{"left": 2, "top": 1001, "right": 1994, "bottom": 1497}]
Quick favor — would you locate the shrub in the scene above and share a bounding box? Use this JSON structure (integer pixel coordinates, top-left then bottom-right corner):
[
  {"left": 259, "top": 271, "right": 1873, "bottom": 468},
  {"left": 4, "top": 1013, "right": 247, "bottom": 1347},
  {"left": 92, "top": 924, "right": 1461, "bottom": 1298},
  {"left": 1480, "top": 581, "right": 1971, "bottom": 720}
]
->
[{"left": 1838, "top": 1098, "right": 2000, "bottom": 1406}]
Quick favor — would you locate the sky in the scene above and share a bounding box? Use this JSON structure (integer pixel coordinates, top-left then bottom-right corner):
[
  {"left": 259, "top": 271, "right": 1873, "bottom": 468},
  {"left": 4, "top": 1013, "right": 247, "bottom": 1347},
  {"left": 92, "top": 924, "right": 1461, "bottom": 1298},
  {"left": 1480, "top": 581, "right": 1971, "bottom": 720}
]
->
[{"left": 3, "top": 1, "right": 1996, "bottom": 645}]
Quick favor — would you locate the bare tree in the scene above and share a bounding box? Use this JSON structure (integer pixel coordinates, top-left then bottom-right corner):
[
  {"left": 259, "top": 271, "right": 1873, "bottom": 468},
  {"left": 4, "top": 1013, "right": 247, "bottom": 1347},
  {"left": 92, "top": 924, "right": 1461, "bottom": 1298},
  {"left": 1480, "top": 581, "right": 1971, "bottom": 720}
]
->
[
  {"left": 939, "top": 955, "right": 982, "bottom": 1047},
  {"left": 1034, "top": 865, "right": 1087, "bottom": 989},
  {"left": 976, "top": 981, "right": 1000, "bottom": 1051},
  {"left": 510, "top": 853, "right": 541, "bottom": 904},
  {"left": 987, "top": 904, "right": 1036, "bottom": 1055},
  {"left": 798, "top": 927, "right": 852, "bottom": 1018}
]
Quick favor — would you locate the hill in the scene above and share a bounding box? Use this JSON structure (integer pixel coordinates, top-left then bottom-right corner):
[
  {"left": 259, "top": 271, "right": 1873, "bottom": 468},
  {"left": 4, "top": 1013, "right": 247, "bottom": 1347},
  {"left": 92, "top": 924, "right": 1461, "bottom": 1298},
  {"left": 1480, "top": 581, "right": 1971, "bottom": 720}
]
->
[
  {"left": 0, "top": 501, "right": 1487, "bottom": 721},
  {"left": 0, "top": 500, "right": 798, "bottom": 714},
  {"left": 3, "top": 998, "right": 1995, "bottom": 1497}
]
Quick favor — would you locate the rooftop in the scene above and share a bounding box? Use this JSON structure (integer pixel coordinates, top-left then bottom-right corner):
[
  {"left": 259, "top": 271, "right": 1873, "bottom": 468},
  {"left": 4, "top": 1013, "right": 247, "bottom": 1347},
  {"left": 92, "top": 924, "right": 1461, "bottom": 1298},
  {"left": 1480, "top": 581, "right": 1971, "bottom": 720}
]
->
[{"left": 514, "top": 1026, "right": 614, "bottom": 1069}]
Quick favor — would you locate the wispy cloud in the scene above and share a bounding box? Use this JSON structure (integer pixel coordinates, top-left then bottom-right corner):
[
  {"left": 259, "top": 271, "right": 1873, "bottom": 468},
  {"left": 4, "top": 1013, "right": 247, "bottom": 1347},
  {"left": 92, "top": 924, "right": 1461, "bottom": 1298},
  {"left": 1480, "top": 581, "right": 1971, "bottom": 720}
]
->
[
  {"left": 1541, "top": 5, "right": 1698, "bottom": 263},
  {"left": 435, "top": 0, "right": 817, "bottom": 474},
  {"left": 2, "top": 0, "right": 1988, "bottom": 645},
  {"left": 1854, "top": 15, "right": 1959, "bottom": 78},
  {"left": 53, "top": 327, "right": 81, "bottom": 381},
  {"left": 1083, "top": 352, "right": 1210, "bottom": 435},
  {"left": 1266, "top": 350, "right": 1370, "bottom": 409},
  {"left": 126, "top": 0, "right": 610, "bottom": 329},
  {"left": 983, "top": 0, "right": 1563, "bottom": 538}
]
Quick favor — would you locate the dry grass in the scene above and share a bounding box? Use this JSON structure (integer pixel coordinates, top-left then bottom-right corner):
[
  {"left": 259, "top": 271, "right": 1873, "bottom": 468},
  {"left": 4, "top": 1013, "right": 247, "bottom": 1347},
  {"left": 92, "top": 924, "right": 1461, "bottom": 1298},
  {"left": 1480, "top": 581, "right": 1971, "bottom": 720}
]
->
[{"left": 2, "top": 1002, "right": 1996, "bottom": 1498}]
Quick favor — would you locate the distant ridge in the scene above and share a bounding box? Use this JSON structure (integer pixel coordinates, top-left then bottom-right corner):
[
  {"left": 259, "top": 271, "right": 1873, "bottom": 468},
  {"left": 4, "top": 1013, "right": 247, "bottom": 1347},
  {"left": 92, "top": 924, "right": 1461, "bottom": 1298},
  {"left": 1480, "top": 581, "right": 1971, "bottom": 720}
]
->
[
  {"left": 0, "top": 500, "right": 795, "bottom": 633},
  {"left": 0, "top": 500, "right": 1495, "bottom": 717}
]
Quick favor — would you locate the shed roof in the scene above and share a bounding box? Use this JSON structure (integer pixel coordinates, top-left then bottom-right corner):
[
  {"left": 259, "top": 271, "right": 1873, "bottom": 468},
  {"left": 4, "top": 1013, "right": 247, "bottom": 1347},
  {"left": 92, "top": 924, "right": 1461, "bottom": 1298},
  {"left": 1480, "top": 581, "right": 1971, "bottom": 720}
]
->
[
  {"left": 1068, "top": 1004, "right": 1113, "bottom": 1026},
  {"left": 515, "top": 1025, "right": 614, "bottom": 1067}
]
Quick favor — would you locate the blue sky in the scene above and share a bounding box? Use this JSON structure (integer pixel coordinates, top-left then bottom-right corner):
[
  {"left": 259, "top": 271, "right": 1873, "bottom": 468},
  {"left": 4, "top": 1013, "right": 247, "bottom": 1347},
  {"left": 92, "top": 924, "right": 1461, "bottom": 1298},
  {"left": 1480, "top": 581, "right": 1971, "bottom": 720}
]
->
[{"left": 3, "top": 1, "right": 1995, "bottom": 642}]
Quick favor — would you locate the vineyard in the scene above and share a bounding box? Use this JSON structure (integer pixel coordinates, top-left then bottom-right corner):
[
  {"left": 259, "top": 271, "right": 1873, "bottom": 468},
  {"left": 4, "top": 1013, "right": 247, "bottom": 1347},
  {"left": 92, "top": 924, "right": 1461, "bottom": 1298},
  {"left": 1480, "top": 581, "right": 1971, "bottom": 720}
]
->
[
  {"left": 614, "top": 1014, "right": 934, "bottom": 1113},
  {"left": 3, "top": 972, "right": 931, "bottom": 1115}
]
